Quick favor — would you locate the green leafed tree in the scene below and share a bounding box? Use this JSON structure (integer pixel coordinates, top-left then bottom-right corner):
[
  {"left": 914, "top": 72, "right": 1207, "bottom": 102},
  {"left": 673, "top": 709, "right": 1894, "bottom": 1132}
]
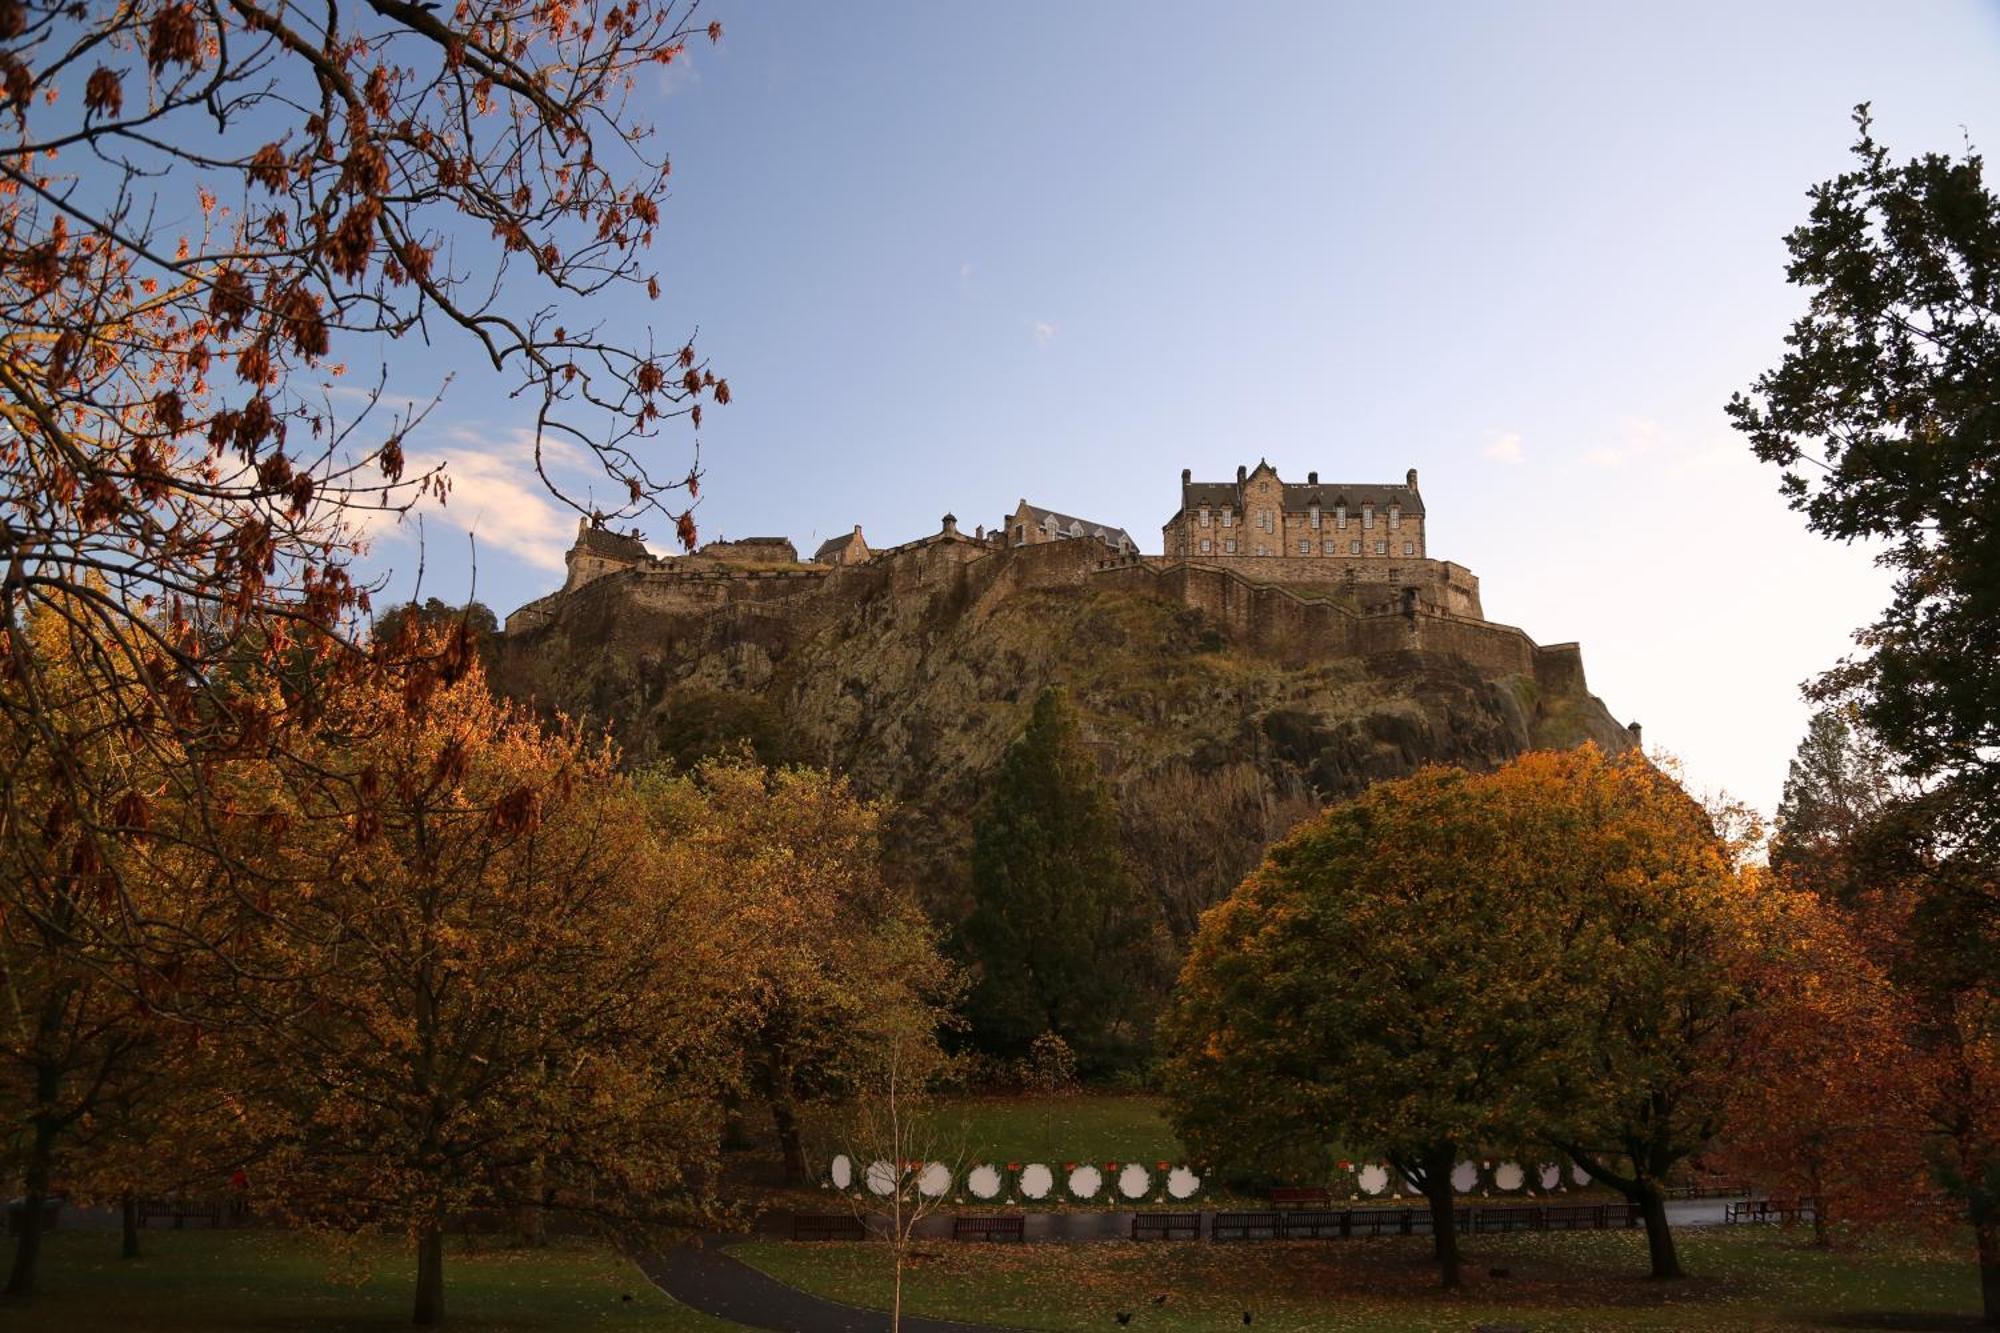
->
[
  {"left": 962, "top": 687, "right": 1161, "bottom": 1066},
  {"left": 1728, "top": 104, "right": 2000, "bottom": 833},
  {"left": 1771, "top": 706, "right": 1896, "bottom": 890}
]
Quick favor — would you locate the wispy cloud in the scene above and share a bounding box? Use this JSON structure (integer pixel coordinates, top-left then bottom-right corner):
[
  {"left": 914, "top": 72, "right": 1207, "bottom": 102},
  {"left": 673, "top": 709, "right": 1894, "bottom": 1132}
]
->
[
  {"left": 1584, "top": 416, "right": 1662, "bottom": 469},
  {"left": 1482, "top": 430, "right": 1525, "bottom": 465},
  {"left": 1030, "top": 319, "right": 1057, "bottom": 345},
  {"left": 360, "top": 427, "right": 585, "bottom": 573}
]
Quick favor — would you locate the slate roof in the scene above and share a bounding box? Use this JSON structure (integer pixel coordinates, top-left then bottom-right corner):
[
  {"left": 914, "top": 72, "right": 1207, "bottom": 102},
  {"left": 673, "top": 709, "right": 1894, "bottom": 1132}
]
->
[
  {"left": 1015, "top": 502, "right": 1136, "bottom": 552},
  {"left": 812, "top": 534, "right": 852, "bottom": 562},
  {"left": 1177, "top": 473, "right": 1424, "bottom": 517}
]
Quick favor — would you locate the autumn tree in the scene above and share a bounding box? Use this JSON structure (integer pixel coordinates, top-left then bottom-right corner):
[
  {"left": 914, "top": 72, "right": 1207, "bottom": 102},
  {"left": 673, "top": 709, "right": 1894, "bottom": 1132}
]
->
[
  {"left": 0, "top": 3, "right": 733, "bottom": 1141},
  {"left": 221, "top": 655, "right": 744, "bottom": 1327},
  {"left": 641, "top": 758, "right": 958, "bottom": 1189},
  {"left": 963, "top": 687, "right": 1163, "bottom": 1065},
  {"left": 1163, "top": 763, "right": 1584, "bottom": 1290}
]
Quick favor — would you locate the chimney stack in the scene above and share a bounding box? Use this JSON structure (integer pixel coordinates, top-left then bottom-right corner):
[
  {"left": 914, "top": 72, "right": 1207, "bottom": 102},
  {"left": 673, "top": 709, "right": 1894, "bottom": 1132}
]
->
[
  {"left": 1308, "top": 470, "right": 1319, "bottom": 485},
  {"left": 1407, "top": 467, "right": 1420, "bottom": 491},
  {"left": 1627, "top": 720, "right": 1643, "bottom": 745},
  {"left": 1181, "top": 467, "right": 1191, "bottom": 486},
  {"left": 1236, "top": 464, "right": 1247, "bottom": 484},
  {"left": 941, "top": 513, "right": 958, "bottom": 536}
]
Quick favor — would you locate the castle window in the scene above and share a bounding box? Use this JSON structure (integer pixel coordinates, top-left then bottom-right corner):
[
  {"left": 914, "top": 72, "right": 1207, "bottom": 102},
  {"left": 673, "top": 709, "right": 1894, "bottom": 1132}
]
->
[
  {"left": 1363, "top": 505, "right": 1375, "bottom": 529},
  {"left": 1350, "top": 539, "right": 1361, "bottom": 555},
  {"left": 1221, "top": 509, "right": 1233, "bottom": 527},
  {"left": 1200, "top": 538, "right": 1212, "bottom": 554},
  {"left": 1403, "top": 541, "right": 1415, "bottom": 556},
  {"left": 1389, "top": 505, "right": 1401, "bottom": 530},
  {"left": 1014, "top": 525, "right": 1025, "bottom": 546},
  {"left": 1225, "top": 539, "right": 1236, "bottom": 553},
  {"left": 1298, "top": 539, "right": 1310, "bottom": 555},
  {"left": 1335, "top": 506, "right": 1347, "bottom": 529},
  {"left": 1375, "top": 539, "right": 1387, "bottom": 554},
  {"left": 1323, "top": 539, "right": 1336, "bottom": 555},
  {"left": 1310, "top": 506, "right": 1321, "bottom": 529},
  {"left": 1199, "top": 508, "right": 1210, "bottom": 527}
]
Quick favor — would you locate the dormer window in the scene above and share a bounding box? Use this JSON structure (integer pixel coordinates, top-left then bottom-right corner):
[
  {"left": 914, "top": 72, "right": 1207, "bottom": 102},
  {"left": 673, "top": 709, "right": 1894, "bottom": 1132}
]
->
[
  {"left": 1310, "top": 505, "right": 1321, "bottom": 529},
  {"left": 1199, "top": 507, "right": 1210, "bottom": 528},
  {"left": 1221, "top": 509, "right": 1233, "bottom": 528},
  {"left": 1335, "top": 506, "right": 1347, "bottom": 530},
  {"left": 1389, "top": 505, "right": 1401, "bottom": 530},
  {"left": 1363, "top": 504, "right": 1375, "bottom": 529}
]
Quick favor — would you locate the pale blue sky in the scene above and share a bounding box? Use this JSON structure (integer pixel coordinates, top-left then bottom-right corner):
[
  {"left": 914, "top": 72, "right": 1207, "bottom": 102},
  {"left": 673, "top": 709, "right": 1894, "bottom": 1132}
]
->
[{"left": 358, "top": 2, "right": 2000, "bottom": 817}]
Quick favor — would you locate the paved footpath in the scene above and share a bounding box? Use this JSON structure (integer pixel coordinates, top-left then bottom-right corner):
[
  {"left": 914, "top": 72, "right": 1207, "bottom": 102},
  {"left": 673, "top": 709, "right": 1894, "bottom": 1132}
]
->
[
  {"left": 642, "top": 1200, "right": 1736, "bottom": 1332},
  {"left": 639, "top": 1238, "right": 1018, "bottom": 1333}
]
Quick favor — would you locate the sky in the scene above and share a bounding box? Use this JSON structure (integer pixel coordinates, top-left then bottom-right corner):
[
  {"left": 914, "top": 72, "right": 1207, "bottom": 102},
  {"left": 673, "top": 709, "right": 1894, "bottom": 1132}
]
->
[{"left": 354, "top": 1, "right": 2000, "bottom": 819}]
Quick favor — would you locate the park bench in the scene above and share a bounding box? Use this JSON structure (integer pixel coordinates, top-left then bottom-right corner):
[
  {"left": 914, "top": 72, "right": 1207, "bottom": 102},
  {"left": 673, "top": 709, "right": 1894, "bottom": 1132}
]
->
[
  {"left": 791, "top": 1213, "right": 866, "bottom": 1241},
  {"left": 1467, "top": 1205, "right": 1546, "bottom": 1234},
  {"left": 1345, "top": 1207, "right": 1422, "bottom": 1237},
  {"left": 1268, "top": 1186, "right": 1333, "bottom": 1209},
  {"left": 1210, "top": 1210, "right": 1284, "bottom": 1242},
  {"left": 138, "top": 1198, "right": 224, "bottom": 1229},
  {"left": 1536, "top": 1203, "right": 1639, "bottom": 1231},
  {"left": 1277, "top": 1209, "right": 1348, "bottom": 1239},
  {"left": 1130, "top": 1211, "right": 1201, "bottom": 1241},
  {"left": 1726, "top": 1198, "right": 1816, "bottom": 1225},
  {"left": 951, "top": 1214, "right": 1024, "bottom": 1243}
]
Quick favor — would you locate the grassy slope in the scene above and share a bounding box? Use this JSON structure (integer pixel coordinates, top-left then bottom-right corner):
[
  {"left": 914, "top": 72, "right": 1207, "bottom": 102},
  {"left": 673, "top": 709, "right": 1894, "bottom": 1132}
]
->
[
  {"left": 737, "top": 1229, "right": 1985, "bottom": 1332},
  {"left": 6, "top": 1230, "right": 743, "bottom": 1332}
]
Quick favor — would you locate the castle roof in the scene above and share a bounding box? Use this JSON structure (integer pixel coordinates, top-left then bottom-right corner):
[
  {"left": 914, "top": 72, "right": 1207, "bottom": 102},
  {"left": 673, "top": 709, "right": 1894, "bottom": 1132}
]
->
[
  {"left": 1178, "top": 473, "right": 1424, "bottom": 517},
  {"left": 1015, "top": 501, "right": 1136, "bottom": 551},
  {"left": 574, "top": 523, "right": 650, "bottom": 562}
]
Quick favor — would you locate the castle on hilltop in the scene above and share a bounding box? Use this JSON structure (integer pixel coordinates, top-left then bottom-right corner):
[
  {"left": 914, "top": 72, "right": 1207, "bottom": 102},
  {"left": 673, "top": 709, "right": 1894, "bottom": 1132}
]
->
[{"left": 1164, "top": 461, "right": 1425, "bottom": 562}]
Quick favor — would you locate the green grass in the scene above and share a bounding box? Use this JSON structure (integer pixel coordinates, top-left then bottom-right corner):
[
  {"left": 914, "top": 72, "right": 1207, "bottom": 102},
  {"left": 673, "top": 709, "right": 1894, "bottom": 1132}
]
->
[
  {"left": 4, "top": 1229, "right": 743, "bottom": 1331},
  {"left": 805, "top": 1093, "right": 1181, "bottom": 1169},
  {"left": 737, "top": 1227, "right": 1988, "bottom": 1331}
]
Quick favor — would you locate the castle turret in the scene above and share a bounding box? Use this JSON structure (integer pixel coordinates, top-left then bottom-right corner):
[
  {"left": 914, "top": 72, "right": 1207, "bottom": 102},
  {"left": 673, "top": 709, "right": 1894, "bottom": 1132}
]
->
[{"left": 564, "top": 517, "right": 650, "bottom": 592}]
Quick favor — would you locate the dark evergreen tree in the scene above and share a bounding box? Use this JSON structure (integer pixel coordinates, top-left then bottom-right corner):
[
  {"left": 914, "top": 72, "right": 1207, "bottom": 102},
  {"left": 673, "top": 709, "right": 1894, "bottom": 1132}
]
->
[
  {"left": 1771, "top": 707, "right": 1894, "bottom": 889},
  {"left": 963, "top": 687, "right": 1157, "bottom": 1063}
]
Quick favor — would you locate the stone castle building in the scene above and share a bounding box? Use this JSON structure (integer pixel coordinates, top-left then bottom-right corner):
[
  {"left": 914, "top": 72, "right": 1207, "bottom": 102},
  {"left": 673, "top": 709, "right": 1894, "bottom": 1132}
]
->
[
  {"left": 996, "top": 499, "right": 1137, "bottom": 556},
  {"left": 1163, "top": 460, "right": 1425, "bottom": 562}
]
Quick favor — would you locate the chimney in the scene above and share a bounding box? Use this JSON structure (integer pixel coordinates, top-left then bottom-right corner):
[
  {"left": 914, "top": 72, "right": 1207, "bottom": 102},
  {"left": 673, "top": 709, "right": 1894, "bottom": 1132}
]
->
[
  {"left": 1181, "top": 467, "right": 1191, "bottom": 486},
  {"left": 941, "top": 513, "right": 958, "bottom": 536},
  {"left": 1407, "top": 467, "right": 1420, "bottom": 491},
  {"left": 1627, "top": 720, "right": 1643, "bottom": 745},
  {"left": 853, "top": 524, "right": 863, "bottom": 536},
  {"left": 1307, "top": 470, "right": 1318, "bottom": 485},
  {"left": 1236, "top": 464, "right": 1247, "bottom": 484}
]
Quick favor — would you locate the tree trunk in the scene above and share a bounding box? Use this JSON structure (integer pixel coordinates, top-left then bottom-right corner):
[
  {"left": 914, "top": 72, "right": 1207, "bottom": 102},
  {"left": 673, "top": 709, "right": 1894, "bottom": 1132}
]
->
[
  {"left": 1420, "top": 1152, "right": 1461, "bottom": 1290},
  {"left": 413, "top": 1223, "right": 445, "bottom": 1327},
  {"left": 1635, "top": 1179, "right": 1682, "bottom": 1281},
  {"left": 121, "top": 1190, "right": 141, "bottom": 1260},
  {"left": 892, "top": 1247, "right": 904, "bottom": 1333},
  {"left": 1977, "top": 1218, "right": 2000, "bottom": 1328},
  {"left": 771, "top": 1095, "right": 809, "bottom": 1189},
  {"left": 4, "top": 1111, "right": 58, "bottom": 1298}
]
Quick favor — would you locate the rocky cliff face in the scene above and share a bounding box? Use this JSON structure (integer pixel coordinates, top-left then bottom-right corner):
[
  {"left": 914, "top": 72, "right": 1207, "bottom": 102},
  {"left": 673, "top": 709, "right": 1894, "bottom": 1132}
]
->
[{"left": 491, "top": 538, "right": 1635, "bottom": 929}]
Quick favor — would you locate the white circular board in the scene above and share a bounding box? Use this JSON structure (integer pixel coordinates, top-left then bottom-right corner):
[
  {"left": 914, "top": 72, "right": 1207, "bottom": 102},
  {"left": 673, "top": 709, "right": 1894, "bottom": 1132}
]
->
[
  {"left": 1018, "top": 1163, "right": 1054, "bottom": 1200},
  {"left": 1067, "top": 1164, "right": 1103, "bottom": 1200},
  {"left": 1357, "top": 1164, "right": 1389, "bottom": 1196},
  {"left": 1451, "top": 1160, "right": 1480, "bottom": 1193},
  {"left": 830, "top": 1154, "right": 852, "bottom": 1190},
  {"left": 1165, "top": 1166, "right": 1201, "bottom": 1200},
  {"left": 1571, "top": 1162, "right": 1593, "bottom": 1186},
  {"left": 866, "top": 1160, "right": 897, "bottom": 1196},
  {"left": 1539, "top": 1163, "right": 1562, "bottom": 1191},
  {"left": 967, "top": 1165, "right": 1002, "bottom": 1200},
  {"left": 1117, "top": 1164, "right": 1151, "bottom": 1199},
  {"left": 1494, "top": 1162, "right": 1525, "bottom": 1191},
  {"left": 918, "top": 1162, "right": 951, "bottom": 1197}
]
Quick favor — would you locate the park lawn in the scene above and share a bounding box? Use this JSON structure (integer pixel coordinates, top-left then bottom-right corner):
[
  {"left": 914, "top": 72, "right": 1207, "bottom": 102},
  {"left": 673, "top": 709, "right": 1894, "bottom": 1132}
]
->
[
  {"left": 804, "top": 1093, "right": 1180, "bottom": 1168},
  {"left": 736, "top": 1227, "right": 1987, "bottom": 1331},
  {"left": 6, "top": 1228, "right": 744, "bottom": 1332}
]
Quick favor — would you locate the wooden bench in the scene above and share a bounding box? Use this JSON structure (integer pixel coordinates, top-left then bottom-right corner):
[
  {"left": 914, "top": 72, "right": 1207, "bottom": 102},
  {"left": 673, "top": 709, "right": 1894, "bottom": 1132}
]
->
[
  {"left": 1468, "top": 1205, "right": 1546, "bottom": 1233},
  {"left": 1726, "top": 1198, "right": 1815, "bottom": 1225},
  {"left": 791, "top": 1213, "right": 866, "bottom": 1241},
  {"left": 1130, "top": 1211, "right": 1201, "bottom": 1241},
  {"left": 1277, "top": 1209, "right": 1349, "bottom": 1239},
  {"left": 1211, "top": 1210, "right": 1283, "bottom": 1242},
  {"left": 138, "top": 1199, "right": 224, "bottom": 1229},
  {"left": 1268, "top": 1186, "right": 1333, "bottom": 1209},
  {"left": 951, "top": 1215, "right": 1024, "bottom": 1243},
  {"left": 1345, "top": 1207, "right": 1422, "bottom": 1237}
]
